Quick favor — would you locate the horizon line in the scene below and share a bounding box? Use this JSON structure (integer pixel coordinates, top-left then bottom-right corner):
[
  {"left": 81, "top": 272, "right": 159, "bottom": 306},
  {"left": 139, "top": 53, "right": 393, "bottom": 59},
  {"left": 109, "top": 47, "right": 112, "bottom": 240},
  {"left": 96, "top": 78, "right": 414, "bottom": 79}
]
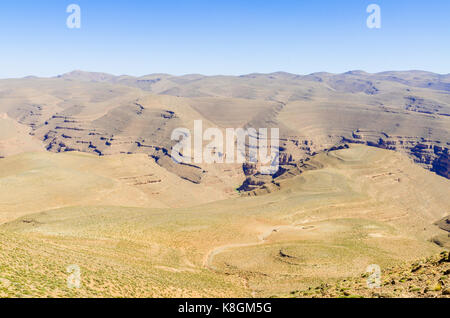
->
[{"left": 2, "top": 69, "right": 450, "bottom": 81}]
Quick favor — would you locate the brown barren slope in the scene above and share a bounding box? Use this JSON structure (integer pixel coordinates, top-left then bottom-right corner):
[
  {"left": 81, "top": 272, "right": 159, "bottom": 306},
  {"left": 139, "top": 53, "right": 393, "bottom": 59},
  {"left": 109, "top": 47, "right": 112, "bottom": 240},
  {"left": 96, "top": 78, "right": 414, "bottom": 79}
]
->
[{"left": 0, "top": 145, "right": 448, "bottom": 297}]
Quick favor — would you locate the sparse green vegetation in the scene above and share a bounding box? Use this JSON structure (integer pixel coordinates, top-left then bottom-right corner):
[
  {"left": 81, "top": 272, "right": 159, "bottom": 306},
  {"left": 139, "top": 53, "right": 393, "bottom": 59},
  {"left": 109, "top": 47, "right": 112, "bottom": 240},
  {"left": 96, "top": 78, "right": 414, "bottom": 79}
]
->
[{"left": 0, "top": 145, "right": 448, "bottom": 297}]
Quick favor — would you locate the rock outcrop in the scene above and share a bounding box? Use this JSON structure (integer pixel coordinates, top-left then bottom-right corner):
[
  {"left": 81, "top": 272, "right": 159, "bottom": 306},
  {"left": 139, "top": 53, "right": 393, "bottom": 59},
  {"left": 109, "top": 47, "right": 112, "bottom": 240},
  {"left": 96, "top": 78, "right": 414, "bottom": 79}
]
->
[{"left": 290, "top": 252, "right": 450, "bottom": 298}]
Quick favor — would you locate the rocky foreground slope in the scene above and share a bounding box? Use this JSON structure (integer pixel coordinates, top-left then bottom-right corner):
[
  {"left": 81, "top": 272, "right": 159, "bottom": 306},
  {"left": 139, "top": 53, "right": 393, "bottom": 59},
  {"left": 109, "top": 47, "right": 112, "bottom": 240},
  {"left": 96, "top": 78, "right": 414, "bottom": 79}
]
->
[
  {"left": 290, "top": 251, "right": 450, "bottom": 298},
  {"left": 292, "top": 215, "right": 450, "bottom": 298}
]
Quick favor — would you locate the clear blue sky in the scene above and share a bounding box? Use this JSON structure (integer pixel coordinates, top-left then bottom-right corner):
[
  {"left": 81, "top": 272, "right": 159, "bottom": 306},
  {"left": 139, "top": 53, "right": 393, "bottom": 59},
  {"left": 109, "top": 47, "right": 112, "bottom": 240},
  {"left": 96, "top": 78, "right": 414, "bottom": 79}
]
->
[{"left": 0, "top": 0, "right": 449, "bottom": 78}]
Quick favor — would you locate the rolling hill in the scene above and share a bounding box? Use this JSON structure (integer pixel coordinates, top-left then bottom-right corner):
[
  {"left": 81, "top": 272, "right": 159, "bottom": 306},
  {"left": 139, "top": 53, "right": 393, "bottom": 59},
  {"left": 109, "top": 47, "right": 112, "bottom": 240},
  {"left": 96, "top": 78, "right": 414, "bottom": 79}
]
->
[{"left": 0, "top": 70, "right": 449, "bottom": 298}]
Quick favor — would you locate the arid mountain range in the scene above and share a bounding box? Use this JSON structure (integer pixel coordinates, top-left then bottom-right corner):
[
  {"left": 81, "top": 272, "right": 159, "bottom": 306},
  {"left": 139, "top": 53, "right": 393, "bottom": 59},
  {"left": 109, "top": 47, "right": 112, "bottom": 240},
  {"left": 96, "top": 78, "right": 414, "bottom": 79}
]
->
[
  {"left": 0, "top": 70, "right": 448, "bottom": 190},
  {"left": 0, "top": 70, "right": 449, "bottom": 298}
]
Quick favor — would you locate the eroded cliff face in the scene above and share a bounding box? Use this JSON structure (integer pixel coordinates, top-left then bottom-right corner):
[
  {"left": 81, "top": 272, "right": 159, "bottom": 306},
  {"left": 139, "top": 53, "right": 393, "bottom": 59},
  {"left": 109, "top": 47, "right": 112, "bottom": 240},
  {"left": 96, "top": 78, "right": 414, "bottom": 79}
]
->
[
  {"left": 344, "top": 130, "right": 450, "bottom": 179},
  {"left": 1, "top": 71, "right": 449, "bottom": 190},
  {"left": 432, "top": 150, "right": 449, "bottom": 179},
  {"left": 239, "top": 132, "right": 449, "bottom": 195}
]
